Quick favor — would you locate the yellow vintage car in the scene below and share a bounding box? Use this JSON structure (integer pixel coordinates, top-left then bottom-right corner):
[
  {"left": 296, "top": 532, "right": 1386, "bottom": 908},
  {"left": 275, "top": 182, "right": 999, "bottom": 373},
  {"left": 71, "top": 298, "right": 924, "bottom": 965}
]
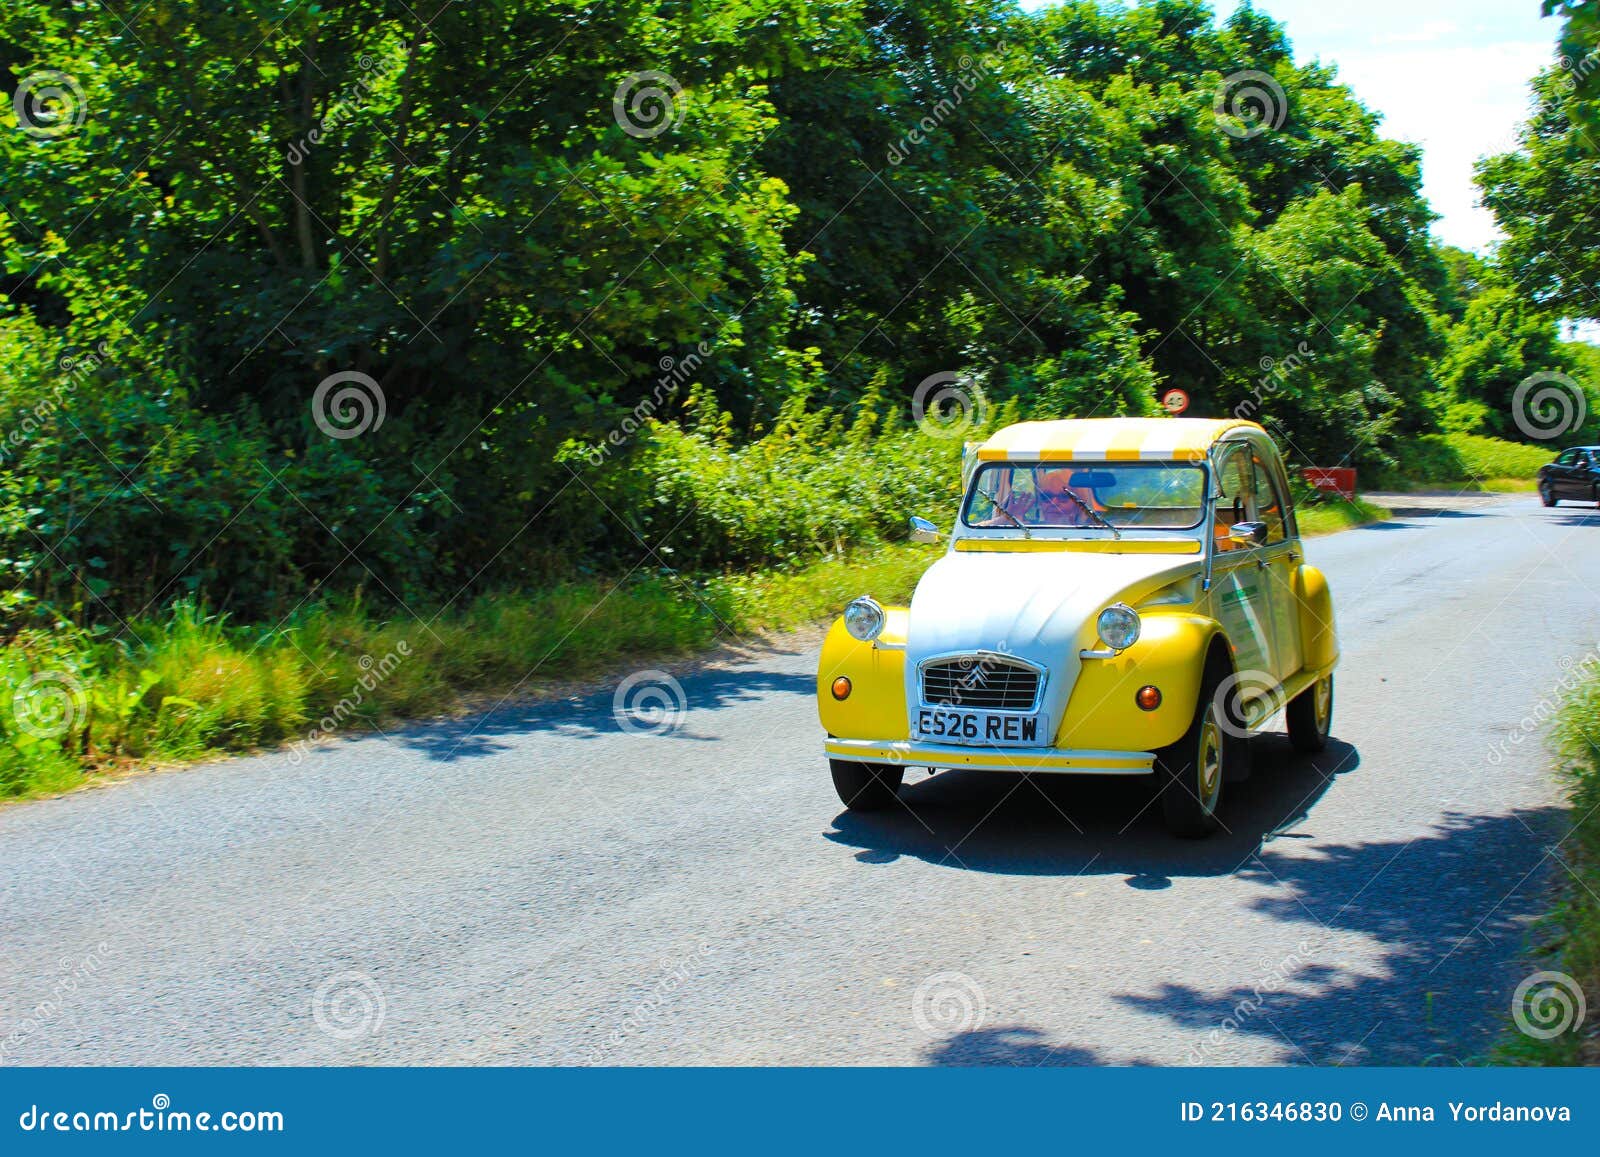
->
[{"left": 816, "top": 416, "right": 1338, "bottom": 837}]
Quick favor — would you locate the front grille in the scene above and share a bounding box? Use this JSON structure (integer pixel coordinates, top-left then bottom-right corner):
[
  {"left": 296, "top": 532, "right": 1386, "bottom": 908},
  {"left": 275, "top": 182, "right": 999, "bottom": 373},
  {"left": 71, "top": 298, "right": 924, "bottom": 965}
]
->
[{"left": 921, "top": 656, "right": 1041, "bottom": 711}]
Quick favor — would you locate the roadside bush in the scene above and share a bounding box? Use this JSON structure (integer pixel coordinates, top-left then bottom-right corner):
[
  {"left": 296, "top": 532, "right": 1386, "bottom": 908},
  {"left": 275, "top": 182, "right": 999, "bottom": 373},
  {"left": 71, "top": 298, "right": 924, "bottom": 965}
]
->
[
  {"left": 1499, "top": 670, "right": 1600, "bottom": 1064},
  {"left": 564, "top": 390, "right": 1012, "bottom": 572},
  {"left": 1376, "top": 432, "right": 1556, "bottom": 488}
]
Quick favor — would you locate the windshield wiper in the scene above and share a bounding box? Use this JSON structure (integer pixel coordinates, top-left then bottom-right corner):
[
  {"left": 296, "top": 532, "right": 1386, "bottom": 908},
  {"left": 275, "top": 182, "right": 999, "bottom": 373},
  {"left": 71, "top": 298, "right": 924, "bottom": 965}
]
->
[
  {"left": 1058, "top": 487, "right": 1122, "bottom": 539},
  {"left": 982, "top": 490, "right": 1031, "bottom": 539}
]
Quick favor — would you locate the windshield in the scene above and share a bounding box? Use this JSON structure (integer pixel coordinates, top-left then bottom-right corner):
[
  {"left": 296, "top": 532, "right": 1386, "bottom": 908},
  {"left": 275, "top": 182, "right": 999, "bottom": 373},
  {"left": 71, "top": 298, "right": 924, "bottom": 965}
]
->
[{"left": 963, "top": 461, "right": 1207, "bottom": 530}]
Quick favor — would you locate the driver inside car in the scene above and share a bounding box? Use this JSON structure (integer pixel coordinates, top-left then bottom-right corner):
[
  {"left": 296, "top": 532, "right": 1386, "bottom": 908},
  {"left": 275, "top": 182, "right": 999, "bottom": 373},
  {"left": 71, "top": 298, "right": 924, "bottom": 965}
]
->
[{"left": 1002, "top": 465, "right": 1105, "bottom": 527}]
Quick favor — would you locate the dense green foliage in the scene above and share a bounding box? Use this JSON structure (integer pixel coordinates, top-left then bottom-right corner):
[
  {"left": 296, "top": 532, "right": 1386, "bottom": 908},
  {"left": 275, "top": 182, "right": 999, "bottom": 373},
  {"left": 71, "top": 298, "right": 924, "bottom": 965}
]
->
[{"left": 2, "top": 0, "right": 1512, "bottom": 629}]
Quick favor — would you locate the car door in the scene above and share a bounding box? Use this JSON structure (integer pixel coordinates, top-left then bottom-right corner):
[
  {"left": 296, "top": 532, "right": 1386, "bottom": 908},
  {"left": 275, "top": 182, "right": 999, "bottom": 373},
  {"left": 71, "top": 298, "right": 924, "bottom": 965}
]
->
[
  {"left": 1580, "top": 451, "right": 1600, "bottom": 502},
  {"left": 1208, "top": 441, "right": 1277, "bottom": 686},
  {"left": 1551, "top": 449, "right": 1580, "bottom": 498},
  {"left": 1250, "top": 445, "right": 1303, "bottom": 684}
]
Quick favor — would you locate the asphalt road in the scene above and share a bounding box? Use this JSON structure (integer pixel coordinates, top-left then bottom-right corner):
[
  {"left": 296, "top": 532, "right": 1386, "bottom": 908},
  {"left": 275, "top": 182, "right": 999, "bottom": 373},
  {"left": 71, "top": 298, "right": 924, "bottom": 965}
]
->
[{"left": 3, "top": 494, "right": 1597, "bottom": 1066}]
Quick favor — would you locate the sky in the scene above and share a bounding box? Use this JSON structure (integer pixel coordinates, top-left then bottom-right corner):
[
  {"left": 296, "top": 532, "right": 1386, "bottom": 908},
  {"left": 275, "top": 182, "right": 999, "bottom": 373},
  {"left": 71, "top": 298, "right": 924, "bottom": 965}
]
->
[{"left": 1025, "top": 0, "right": 1566, "bottom": 254}]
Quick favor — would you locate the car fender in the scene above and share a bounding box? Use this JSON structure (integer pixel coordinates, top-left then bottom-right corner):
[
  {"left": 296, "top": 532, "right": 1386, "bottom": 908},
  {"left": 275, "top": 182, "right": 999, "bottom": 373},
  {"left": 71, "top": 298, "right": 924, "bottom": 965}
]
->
[
  {"left": 1054, "top": 613, "right": 1224, "bottom": 752},
  {"left": 1294, "top": 563, "right": 1338, "bottom": 671},
  {"left": 816, "top": 610, "right": 911, "bottom": 741}
]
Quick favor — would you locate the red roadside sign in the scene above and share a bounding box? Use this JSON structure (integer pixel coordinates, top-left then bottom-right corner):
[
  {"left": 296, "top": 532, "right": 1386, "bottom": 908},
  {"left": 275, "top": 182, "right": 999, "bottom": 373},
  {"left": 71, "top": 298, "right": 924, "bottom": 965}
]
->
[{"left": 1301, "top": 467, "right": 1357, "bottom": 500}]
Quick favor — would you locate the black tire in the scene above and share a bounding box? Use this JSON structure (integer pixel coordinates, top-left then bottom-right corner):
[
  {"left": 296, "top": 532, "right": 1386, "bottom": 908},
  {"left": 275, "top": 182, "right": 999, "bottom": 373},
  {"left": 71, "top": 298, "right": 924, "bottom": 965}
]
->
[
  {"left": 829, "top": 759, "right": 905, "bottom": 811},
  {"left": 1540, "top": 481, "right": 1557, "bottom": 507},
  {"left": 1286, "top": 674, "right": 1334, "bottom": 754},
  {"left": 1156, "top": 671, "right": 1234, "bottom": 838}
]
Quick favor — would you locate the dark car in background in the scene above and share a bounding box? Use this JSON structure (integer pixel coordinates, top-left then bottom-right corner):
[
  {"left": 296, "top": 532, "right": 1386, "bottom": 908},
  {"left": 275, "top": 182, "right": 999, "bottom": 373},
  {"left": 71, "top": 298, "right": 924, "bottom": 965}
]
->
[{"left": 1538, "top": 446, "right": 1600, "bottom": 507}]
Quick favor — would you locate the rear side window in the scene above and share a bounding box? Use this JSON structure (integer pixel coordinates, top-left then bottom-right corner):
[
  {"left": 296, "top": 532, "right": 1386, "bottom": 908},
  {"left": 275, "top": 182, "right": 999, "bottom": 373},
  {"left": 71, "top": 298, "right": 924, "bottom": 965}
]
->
[{"left": 1251, "top": 455, "right": 1287, "bottom": 543}]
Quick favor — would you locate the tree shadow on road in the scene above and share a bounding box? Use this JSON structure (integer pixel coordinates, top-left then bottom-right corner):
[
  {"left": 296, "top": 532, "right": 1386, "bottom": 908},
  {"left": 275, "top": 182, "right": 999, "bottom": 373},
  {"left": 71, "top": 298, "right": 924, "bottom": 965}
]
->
[
  {"left": 1111, "top": 805, "right": 1566, "bottom": 1066},
  {"left": 922, "top": 1025, "right": 1108, "bottom": 1066},
  {"left": 392, "top": 663, "right": 816, "bottom": 762},
  {"left": 825, "top": 734, "right": 1359, "bottom": 880},
  {"left": 831, "top": 737, "right": 1565, "bottom": 1067}
]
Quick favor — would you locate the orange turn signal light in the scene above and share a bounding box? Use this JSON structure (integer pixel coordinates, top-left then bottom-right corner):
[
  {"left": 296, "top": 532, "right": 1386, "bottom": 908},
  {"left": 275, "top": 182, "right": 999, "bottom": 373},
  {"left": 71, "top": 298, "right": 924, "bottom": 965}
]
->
[
  {"left": 831, "top": 677, "right": 853, "bottom": 701},
  {"left": 1135, "top": 685, "right": 1162, "bottom": 711}
]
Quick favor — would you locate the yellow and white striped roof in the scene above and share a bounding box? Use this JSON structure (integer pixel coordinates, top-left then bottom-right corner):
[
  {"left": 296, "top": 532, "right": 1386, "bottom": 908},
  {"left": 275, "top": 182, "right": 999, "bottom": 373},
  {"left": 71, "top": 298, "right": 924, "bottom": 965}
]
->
[{"left": 975, "top": 417, "right": 1262, "bottom": 462}]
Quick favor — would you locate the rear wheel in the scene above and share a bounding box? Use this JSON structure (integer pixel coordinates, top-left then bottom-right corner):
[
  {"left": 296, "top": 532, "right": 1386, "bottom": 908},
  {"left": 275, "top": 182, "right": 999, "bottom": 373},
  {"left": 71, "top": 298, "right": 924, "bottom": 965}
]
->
[
  {"left": 829, "top": 759, "right": 905, "bottom": 811},
  {"left": 1157, "top": 674, "right": 1233, "bottom": 838},
  {"left": 1541, "top": 481, "right": 1558, "bottom": 507},
  {"left": 1286, "top": 674, "right": 1334, "bottom": 754}
]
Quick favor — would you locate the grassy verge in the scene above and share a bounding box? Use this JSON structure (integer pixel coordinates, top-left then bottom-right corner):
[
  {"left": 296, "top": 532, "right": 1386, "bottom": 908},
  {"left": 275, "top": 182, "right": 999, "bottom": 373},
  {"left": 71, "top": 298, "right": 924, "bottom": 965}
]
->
[
  {"left": 0, "top": 544, "right": 937, "bottom": 802},
  {"left": 1495, "top": 671, "right": 1600, "bottom": 1065},
  {"left": 1297, "top": 496, "right": 1392, "bottom": 536},
  {"left": 1384, "top": 477, "right": 1539, "bottom": 494},
  {"left": 1379, "top": 433, "right": 1553, "bottom": 492}
]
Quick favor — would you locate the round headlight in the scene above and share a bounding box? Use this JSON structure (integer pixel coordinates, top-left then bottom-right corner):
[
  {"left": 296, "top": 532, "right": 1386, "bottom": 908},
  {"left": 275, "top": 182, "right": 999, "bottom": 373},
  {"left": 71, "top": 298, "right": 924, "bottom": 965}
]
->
[
  {"left": 844, "top": 596, "right": 886, "bottom": 642},
  {"left": 1097, "top": 603, "right": 1141, "bottom": 651}
]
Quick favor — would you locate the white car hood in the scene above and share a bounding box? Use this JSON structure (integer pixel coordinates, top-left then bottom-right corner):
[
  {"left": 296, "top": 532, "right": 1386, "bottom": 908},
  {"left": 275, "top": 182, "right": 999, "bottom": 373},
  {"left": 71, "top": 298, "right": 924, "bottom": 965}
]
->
[{"left": 904, "top": 547, "right": 1201, "bottom": 738}]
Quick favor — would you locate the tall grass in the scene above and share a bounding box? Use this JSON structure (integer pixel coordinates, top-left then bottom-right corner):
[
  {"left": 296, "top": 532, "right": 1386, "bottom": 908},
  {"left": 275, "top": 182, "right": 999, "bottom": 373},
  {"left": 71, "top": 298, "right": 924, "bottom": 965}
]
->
[
  {"left": 1496, "top": 669, "right": 1600, "bottom": 1065},
  {"left": 0, "top": 545, "right": 936, "bottom": 801},
  {"left": 1378, "top": 432, "right": 1556, "bottom": 490}
]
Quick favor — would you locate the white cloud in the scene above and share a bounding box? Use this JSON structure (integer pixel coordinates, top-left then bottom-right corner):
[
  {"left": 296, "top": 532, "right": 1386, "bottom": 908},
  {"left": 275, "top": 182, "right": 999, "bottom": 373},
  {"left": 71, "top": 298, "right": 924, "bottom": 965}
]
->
[
  {"left": 1373, "top": 21, "right": 1461, "bottom": 46},
  {"left": 1311, "top": 40, "right": 1553, "bottom": 251}
]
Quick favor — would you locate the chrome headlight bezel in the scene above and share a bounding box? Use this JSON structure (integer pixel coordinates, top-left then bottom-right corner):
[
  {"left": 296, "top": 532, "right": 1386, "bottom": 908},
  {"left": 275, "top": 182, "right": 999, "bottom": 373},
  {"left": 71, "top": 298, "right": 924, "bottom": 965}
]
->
[
  {"left": 844, "top": 595, "right": 886, "bottom": 642},
  {"left": 1096, "top": 602, "right": 1141, "bottom": 651}
]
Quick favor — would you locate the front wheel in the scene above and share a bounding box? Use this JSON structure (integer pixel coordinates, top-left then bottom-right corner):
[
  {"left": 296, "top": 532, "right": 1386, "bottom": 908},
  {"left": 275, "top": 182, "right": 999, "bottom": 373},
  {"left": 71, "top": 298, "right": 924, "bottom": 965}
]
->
[
  {"left": 1541, "top": 481, "right": 1557, "bottom": 507},
  {"left": 1286, "top": 674, "right": 1333, "bottom": 754},
  {"left": 830, "top": 759, "right": 905, "bottom": 811},
  {"left": 1156, "top": 678, "right": 1233, "bottom": 838}
]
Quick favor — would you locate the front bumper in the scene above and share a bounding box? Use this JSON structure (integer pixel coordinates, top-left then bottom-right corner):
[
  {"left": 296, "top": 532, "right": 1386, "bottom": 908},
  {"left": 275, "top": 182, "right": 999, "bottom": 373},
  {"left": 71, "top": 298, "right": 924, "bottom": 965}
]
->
[{"left": 823, "top": 738, "right": 1155, "bottom": 775}]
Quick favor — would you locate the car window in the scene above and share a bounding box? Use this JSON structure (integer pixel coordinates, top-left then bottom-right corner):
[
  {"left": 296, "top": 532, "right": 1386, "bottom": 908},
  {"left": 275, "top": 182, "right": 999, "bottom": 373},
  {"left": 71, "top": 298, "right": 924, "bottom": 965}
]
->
[
  {"left": 1251, "top": 454, "right": 1288, "bottom": 544},
  {"left": 1557, "top": 449, "right": 1579, "bottom": 465},
  {"left": 1212, "top": 445, "right": 1256, "bottom": 552}
]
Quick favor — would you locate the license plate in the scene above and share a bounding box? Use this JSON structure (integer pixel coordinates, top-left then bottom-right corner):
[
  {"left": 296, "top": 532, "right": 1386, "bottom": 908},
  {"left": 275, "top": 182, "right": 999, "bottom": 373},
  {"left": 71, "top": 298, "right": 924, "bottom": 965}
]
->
[{"left": 915, "top": 708, "right": 1045, "bottom": 747}]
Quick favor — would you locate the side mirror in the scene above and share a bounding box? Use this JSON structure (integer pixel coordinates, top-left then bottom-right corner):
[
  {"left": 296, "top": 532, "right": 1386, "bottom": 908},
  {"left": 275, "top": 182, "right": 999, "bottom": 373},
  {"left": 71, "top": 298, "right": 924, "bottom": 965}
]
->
[
  {"left": 1228, "top": 521, "right": 1269, "bottom": 547},
  {"left": 908, "top": 516, "right": 943, "bottom": 544}
]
